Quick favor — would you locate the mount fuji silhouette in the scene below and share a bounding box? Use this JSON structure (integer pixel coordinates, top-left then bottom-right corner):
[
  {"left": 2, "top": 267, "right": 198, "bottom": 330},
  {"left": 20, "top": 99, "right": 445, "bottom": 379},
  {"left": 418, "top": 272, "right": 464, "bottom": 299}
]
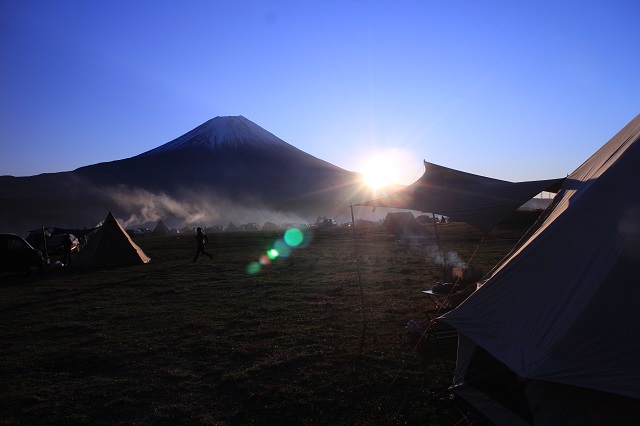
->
[{"left": 0, "top": 116, "right": 376, "bottom": 231}]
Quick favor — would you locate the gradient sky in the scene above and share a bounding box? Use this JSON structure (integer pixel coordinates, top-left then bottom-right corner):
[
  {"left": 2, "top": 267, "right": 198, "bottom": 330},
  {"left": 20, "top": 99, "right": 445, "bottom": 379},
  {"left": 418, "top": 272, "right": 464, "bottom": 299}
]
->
[{"left": 1, "top": 0, "right": 638, "bottom": 184}]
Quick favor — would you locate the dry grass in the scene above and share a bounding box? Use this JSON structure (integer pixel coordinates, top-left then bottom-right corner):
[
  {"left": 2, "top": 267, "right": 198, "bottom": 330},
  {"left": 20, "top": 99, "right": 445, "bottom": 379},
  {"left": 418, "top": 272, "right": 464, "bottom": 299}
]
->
[{"left": 0, "top": 214, "right": 536, "bottom": 425}]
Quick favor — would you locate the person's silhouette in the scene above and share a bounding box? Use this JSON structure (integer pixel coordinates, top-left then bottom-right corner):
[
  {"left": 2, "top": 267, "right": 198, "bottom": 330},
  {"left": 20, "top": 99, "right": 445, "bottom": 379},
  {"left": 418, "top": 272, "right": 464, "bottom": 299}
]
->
[{"left": 193, "top": 227, "right": 213, "bottom": 262}]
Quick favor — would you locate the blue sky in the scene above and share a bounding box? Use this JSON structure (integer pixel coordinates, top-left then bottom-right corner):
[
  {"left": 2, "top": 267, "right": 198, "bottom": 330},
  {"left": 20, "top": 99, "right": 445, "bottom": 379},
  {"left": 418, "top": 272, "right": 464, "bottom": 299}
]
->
[{"left": 1, "top": 0, "right": 638, "bottom": 184}]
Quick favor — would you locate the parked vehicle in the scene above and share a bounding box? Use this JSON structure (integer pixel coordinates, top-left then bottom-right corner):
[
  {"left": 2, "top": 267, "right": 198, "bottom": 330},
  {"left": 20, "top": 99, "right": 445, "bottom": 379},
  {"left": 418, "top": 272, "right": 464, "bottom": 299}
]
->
[
  {"left": 316, "top": 218, "right": 337, "bottom": 229},
  {"left": 46, "top": 233, "right": 80, "bottom": 254},
  {"left": 0, "top": 233, "right": 47, "bottom": 274}
]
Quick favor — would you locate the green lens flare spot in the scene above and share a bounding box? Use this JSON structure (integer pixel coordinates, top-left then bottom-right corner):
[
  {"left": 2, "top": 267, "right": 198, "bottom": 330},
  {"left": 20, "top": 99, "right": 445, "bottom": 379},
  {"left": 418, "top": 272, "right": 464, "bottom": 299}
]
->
[
  {"left": 246, "top": 262, "right": 261, "bottom": 275},
  {"left": 267, "top": 249, "right": 279, "bottom": 260},
  {"left": 284, "top": 228, "right": 304, "bottom": 247},
  {"left": 273, "top": 239, "right": 292, "bottom": 258}
]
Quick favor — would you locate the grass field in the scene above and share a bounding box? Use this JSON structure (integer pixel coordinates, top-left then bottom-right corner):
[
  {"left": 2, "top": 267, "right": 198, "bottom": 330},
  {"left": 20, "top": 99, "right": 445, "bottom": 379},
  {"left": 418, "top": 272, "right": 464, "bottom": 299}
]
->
[{"left": 0, "top": 215, "right": 537, "bottom": 425}]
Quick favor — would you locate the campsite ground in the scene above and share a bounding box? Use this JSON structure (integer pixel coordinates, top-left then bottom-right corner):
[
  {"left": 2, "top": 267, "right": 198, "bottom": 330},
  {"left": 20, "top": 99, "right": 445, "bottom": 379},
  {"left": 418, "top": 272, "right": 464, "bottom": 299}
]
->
[{"left": 0, "top": 214, "right": 537, "bottom": 425}]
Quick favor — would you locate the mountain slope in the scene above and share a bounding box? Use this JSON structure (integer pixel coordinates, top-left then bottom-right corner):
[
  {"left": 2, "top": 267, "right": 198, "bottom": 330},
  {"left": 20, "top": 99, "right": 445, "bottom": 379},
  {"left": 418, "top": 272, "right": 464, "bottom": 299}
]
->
[
  {"left": 140, "top": 115, "right": 291, "bottom": 153},
  {"left": 0, "top": 116, "right": 372, "bottom": 231}
]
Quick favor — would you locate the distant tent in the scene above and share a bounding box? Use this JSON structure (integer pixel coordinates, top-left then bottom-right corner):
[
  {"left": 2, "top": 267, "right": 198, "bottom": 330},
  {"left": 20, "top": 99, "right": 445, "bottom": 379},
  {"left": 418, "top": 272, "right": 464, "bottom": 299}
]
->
[
  {"left": 207, "top": 225, "right": 224, "bottom": 233},
  {"left": 357, "top": 161, "right": 563, "bottom": 234},
  {"left": 383, "top": 212, "right": 423, "bottom": 237},
  {"left": 440, "top": 114, "right": 640, "bottom": 424},
  {"left": 262, "top": 221, "right": 279, "bottom": 231},
  {"left": 74, "top": 212, "right": 151, "bottom": 268},
  {"left": 225, "top": 222, "right": 238, "bottom": 232},
  {"left": 151, "top": 219, "right": 170, "bottom": 236}
]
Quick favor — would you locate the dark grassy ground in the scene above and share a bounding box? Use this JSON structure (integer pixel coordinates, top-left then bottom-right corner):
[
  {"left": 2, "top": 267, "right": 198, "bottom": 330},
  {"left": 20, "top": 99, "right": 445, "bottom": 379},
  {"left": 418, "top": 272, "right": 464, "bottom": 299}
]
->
[{"left": 0, "top": 213, "right": 537, "bottom": 425}]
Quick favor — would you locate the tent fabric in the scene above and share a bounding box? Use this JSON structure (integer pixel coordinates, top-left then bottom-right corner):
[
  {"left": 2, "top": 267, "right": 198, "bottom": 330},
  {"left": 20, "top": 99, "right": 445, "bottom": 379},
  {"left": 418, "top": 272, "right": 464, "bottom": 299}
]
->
[
  {"left": 356, "top": 161, "right": 563, "bottom": 234},
  {"left": 440, "top": 114, "right": 640, "bottom": 418},
  {"left": 74, "top": 211, "right": 151, "bottom": 268}
]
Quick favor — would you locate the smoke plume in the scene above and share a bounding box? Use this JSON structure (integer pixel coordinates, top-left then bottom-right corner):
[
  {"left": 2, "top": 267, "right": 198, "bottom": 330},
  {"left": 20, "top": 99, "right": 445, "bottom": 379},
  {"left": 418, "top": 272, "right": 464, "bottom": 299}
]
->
[{"left": 102, "top": 185, "right": 307, "bottom": 229}]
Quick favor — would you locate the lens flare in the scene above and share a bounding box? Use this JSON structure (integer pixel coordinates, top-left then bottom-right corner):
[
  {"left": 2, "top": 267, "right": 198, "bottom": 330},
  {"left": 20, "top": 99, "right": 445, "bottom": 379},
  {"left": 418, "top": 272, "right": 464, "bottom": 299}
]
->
[
  {"left": 284, "top": 228, "right": 304, "bottom": 247},
  {"left": 267, "top": 248, "right": 279, "bottom": 260},
  {"left": 246, "top": 228, "right": 312, "bottom": 275},
  {"left": 273, "top": 239, "right": 292, "bottom": 258},
  {"left": 246, "top": 262, "right": 261, "bottom": 275}
]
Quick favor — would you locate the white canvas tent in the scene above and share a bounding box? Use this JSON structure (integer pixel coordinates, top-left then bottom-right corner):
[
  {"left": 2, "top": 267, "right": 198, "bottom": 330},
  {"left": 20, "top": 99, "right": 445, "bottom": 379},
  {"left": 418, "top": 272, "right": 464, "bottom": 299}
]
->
[
  {"left": 440, "top": 114, "right": 640, "bottom": 424},
  {"left": 75, "top": 211, "right": 151, "bottom": 268}
]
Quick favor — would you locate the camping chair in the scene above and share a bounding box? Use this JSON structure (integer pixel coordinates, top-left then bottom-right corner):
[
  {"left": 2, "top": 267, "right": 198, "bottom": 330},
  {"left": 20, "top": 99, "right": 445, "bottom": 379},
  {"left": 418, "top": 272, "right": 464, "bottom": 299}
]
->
[
  {"left": 406, "top": 318, "right": 458, "bottom": 377},
  {"left": 421, "top": 282, "right": 475, "bottom": 320}
]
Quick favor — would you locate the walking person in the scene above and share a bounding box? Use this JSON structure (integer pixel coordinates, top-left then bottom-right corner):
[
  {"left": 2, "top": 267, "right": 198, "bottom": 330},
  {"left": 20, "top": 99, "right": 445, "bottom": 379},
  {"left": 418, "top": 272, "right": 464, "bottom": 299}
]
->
[{"left": 192, "top": 227, "right": 213, "bottom": 262}]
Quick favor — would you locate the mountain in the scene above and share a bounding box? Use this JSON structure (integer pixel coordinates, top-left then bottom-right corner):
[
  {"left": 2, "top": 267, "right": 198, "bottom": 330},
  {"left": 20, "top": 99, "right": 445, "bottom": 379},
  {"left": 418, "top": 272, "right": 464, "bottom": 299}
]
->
[
  {"left": 0, "top": 116, "right": 376, "bottom": 232},
  {"left": 141, "top": 115, "right": 291, "bottom": 153}
]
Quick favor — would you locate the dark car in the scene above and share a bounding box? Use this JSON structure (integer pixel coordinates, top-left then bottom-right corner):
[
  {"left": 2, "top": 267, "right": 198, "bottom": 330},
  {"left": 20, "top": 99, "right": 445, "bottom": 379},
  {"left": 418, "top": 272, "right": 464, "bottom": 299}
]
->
[
  {"left": 316, "top": 218, "right": 337, "bottom": 229},
  {"left": 46, "top": 233, "right": 80, "bottom": 254},
  {"left": 0, "top": 233, "right": 47, "bottom": 274}
]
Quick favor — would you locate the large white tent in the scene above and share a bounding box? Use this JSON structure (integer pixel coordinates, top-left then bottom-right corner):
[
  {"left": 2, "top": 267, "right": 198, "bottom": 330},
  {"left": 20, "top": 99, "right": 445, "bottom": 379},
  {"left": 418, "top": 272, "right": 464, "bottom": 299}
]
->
[{"left": 440, "top": 114, "right": 640, "bottom": 424}]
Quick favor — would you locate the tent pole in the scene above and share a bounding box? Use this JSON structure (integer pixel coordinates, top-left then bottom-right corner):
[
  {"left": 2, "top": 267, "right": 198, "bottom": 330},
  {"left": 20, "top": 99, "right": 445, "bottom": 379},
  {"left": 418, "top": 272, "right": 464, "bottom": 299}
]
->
[
  {"left": 42, "top": 225, "right": 49, "bottom": 260},
  {"left": 431, "top": 213, "right": 446, "bottom": 281},
  {"left": 351, "top": 204, "right": 367, "bottom": 354}
]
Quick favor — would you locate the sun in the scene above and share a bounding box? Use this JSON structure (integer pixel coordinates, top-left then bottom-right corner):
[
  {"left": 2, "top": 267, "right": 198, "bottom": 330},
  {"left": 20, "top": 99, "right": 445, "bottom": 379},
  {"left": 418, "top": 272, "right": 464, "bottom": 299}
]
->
[{"left": 360, "top": 155, "right": 400, "bottom": 190}]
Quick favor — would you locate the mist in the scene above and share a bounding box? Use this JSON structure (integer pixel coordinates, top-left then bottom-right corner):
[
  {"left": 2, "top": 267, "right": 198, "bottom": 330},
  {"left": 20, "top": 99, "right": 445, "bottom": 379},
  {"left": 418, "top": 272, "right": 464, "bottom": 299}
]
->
[
  {"left": 103, "top": 185, "right": 309, "bottom": 229},
  {"left": 424, "top": 244, "right": 466, "bottom": 268}
]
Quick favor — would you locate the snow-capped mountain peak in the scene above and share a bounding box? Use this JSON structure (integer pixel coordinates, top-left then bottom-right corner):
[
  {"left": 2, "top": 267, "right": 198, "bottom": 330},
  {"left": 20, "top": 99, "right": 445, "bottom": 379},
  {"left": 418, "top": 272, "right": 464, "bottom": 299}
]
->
[{"left": 140, "top": 116, "right": 290, "bottom": 156}]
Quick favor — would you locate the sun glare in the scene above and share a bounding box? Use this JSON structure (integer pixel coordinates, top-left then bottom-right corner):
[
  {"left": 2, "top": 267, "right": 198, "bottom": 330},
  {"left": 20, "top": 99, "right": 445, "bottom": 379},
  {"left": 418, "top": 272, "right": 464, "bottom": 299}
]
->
[{"left": 360, "top": 155, "right": 400, "bottom": 190}]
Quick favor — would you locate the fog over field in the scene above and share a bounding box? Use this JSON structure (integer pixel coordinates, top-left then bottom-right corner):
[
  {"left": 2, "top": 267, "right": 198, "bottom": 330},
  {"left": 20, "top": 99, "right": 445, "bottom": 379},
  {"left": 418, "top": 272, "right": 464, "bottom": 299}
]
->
[{"left": 105, "top": 185, "right": 310, "bottom": 230}]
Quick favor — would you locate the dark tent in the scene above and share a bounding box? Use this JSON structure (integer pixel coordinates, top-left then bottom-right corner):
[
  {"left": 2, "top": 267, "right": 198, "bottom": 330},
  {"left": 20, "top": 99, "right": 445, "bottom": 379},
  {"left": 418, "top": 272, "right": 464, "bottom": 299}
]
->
[
  {"left": 151, "top": 219, "right": 171, "bottom": 236},
  {"left": 357, "top": 161, "right": 563, "bottom": 234},
  {"left": 383, "top": 212, "right": 423, "bottom": 237},
  {"left": 262, "top": 221, "right": 279, "bottom": 231}
]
